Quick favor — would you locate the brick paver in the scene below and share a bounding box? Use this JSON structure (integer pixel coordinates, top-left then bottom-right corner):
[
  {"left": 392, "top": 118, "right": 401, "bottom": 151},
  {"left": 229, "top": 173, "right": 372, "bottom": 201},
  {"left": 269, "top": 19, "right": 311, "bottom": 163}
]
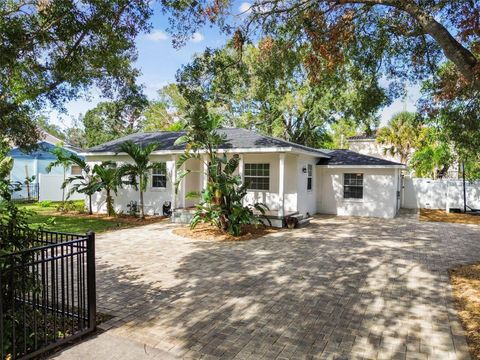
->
[{"left": 51, "top": 213, "right": 479, "bottom": 359}]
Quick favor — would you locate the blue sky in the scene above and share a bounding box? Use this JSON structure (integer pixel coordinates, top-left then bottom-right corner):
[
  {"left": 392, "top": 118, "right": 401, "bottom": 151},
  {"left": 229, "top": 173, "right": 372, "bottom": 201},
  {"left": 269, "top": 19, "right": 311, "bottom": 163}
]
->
[{"left": 50, "top": 2, "right": 419, "bottom": 129}]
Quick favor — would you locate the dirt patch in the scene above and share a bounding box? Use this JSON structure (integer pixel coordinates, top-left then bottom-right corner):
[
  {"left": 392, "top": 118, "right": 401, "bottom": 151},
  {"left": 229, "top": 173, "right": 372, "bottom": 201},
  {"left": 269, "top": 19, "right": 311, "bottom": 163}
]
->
[
  {"left": 420, "top": 209, "right": 480, "bottom": 226},
  {"left": 450, "top": 264, "right": 480, "bottom": 359},
  {"left": 173, "top": 223, "right": 280, "bottom": 241}
]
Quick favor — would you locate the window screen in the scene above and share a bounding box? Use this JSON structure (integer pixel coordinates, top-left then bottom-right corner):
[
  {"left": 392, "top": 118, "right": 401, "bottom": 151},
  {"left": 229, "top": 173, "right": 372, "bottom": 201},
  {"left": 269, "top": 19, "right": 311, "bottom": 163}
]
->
[
  {"left": 343, "top": 173, "right": 363, "bottom": 199},
  {"left": 245, "top": 163, "right": 270, "bottom": 191},
  {"left": 152, "top": 163, "right": 167, "bottom": 188}
]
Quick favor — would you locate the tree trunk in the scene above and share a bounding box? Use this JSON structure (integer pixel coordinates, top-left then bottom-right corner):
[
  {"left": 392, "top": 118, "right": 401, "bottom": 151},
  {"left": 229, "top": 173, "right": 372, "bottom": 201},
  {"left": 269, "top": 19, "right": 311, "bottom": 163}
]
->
[
  {"left": 406, "top": 7, "right": 479, "bottom": 88},
  {"left": 88, "top": 194, "right": 93, "bottom": 215},
  {"left": 106, "top": 189, "right": 114, "bottom": 217},
  {"left": 139, "top": 190, "right": 145, "bottom": 219},
  {"left": 339, "top": 0, "right": 480, "bottom": 89}
]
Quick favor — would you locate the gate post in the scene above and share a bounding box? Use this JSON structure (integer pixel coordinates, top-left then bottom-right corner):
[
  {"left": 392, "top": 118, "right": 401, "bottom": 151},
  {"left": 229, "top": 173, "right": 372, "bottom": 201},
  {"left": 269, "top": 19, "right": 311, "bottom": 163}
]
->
[{"left": 86, "top": 231, "right": 97, "bottom": 330}]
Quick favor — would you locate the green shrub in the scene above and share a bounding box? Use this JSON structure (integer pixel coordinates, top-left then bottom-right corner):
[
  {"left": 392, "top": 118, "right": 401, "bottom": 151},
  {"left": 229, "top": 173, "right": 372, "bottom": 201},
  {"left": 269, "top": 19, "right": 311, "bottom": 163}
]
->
[
  {"left": 56, "top": 200, "right": 85, "bottom": 213},
  {"left": 38, "top": 200, "right": 53, "bottom": 208}
]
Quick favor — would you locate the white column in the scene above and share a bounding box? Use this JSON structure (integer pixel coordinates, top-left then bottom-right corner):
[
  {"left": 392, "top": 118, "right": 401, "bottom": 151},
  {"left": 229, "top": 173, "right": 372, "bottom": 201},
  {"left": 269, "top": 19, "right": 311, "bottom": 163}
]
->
[
  {"left": 171, "top": 155, "right": 177, "bottom": 209},
  {"left": 239, "top": 154, "right": 245, "bottom": 184},
  {"left": 202, "top": 155, "right": 208, "bottom": 189},
  {"left": 279, "top": 153, "right": 285, "bottom": 218},
  {"left": 180, "top": 162, "right": 186, "bottom": 208},
  {"left": 239, "top": 154, "right": 245, "bottom": 205}
]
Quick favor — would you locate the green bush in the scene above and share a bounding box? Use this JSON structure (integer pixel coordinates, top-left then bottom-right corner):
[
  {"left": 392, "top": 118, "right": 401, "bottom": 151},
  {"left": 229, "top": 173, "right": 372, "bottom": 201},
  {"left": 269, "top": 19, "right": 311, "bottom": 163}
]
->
[
  {"left": 56, "top": 200, "right": 85, "bottom": 213},
  {"left": 38, "top": 200, "right": 53, "bottom": 208}
]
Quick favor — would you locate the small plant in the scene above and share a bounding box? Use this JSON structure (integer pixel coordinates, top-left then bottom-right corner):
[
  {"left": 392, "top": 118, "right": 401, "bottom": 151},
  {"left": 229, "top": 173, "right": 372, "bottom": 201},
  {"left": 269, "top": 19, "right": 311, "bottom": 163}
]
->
[
  {"left": 285, "top": 216, "right": 298, "bottom": 229},
  {"left": 126, "top": 201, "right": 139, "bottom": 217},
  {"left": 38, "top": 200, "right": 53, "bottom": 208},
  {"left": 56, "top": 201, "right": 84, "bottom": 214}
]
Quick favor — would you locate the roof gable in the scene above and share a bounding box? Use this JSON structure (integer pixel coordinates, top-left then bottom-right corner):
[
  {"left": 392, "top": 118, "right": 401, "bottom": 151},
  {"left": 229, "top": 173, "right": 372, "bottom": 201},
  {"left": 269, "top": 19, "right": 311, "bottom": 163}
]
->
[{"left": 9, "top": 141, "right": 82, "bottom": 159}]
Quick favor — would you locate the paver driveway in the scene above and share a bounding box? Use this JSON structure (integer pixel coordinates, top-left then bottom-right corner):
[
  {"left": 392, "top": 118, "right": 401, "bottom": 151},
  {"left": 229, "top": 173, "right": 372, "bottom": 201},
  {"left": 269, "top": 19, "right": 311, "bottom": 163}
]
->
[{"left": 51, "top": 213, "right": 480, "bottom": 360}]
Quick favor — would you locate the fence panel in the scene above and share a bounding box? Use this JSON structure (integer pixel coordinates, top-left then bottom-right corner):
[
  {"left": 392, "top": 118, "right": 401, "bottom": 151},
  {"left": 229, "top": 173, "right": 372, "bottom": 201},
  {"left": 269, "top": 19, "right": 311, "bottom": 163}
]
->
[
  {"left": 10, "top": 184, "right": 39, "bottom": 202},
  {"left": 38, "top": 174, "right": 84, "bottom": 202},
  {"left": 0, "top": 228, "right": 96, "bottom": 359},
  {"left": 402, "top": 177, "right": 480, "bottom": 210}
]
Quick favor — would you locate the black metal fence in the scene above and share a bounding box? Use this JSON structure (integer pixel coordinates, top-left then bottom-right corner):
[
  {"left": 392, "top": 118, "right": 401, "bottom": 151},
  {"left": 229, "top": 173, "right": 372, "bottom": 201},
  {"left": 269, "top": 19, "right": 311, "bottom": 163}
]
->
[
  {"left": 0, "top": 227, "right": 96, "bottom": 359},
  {"left": 10, "top": 183, "right": 39, "bottom": 202}
]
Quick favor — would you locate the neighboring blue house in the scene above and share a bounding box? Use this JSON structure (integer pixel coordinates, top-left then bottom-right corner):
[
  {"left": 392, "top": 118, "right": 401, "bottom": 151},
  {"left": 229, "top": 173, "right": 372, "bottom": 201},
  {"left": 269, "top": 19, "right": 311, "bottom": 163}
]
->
[{"left": 8, "top": 131, "right": 84, "bottom": 200}]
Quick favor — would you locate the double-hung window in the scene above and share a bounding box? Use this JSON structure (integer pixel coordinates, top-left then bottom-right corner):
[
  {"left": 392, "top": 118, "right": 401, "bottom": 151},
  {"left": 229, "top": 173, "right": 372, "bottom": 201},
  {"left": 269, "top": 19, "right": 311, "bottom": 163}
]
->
[
  {"left": 307, "top": 164, "right": 313, "bottom": 191},
  {"left": 152, "top": 163, "right": 167, "bottom": 188},
  {"left": 343, "top": 173, "right": 363, "bottom": 199},
  {"left": 245, "top": 163, "right": 270, "bottom": 191}
]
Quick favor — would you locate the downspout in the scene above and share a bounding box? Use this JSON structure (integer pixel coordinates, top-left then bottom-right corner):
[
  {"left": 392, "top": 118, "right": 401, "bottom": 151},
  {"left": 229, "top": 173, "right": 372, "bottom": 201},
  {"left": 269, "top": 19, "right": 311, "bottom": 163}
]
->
[{"left": 462, "top": 162, "right": 467, "bottom": 213}]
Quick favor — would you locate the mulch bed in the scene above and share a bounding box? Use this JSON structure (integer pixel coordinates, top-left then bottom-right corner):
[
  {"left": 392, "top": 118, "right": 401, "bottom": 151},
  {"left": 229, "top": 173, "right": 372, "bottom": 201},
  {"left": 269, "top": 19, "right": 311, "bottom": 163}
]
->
[
  {"left": 450, "top": 264, "right": 480, "bottom": 359},
  {"left": 420, "top": 209, "right": 480, "bottom": 226},
  {"left": 173, "top": 223, "right": 279, "bottom": 241}
]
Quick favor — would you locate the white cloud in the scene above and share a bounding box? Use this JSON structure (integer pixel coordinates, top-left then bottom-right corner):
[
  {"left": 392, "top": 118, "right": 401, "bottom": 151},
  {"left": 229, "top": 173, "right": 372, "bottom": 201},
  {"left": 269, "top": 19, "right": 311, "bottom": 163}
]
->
[
  {"left": 145, "top": 29, "right": 169, "bottom": 41},
  {"left": 190, "top": 32, "right": 204, "bottom": 43},
  {"left": 239, "top": 2, "right": 252, "bottom": 13}
]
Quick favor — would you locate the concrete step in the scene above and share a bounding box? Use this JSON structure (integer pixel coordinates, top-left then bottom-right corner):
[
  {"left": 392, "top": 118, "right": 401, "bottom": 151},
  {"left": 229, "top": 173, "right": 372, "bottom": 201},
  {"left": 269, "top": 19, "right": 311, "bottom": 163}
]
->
[
  {"left": 290, "top": 213, "right": 305, "bottom": 221},
  {"left": 297, "top": 217, "right": 312, "bottom": 228}
]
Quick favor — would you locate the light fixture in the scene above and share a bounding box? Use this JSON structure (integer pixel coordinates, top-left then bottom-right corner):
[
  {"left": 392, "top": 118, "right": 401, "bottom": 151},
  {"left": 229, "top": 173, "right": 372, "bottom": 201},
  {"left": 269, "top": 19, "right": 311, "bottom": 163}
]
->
[{"left": 302, "top": 167, "right": 307, "bottom": 173}]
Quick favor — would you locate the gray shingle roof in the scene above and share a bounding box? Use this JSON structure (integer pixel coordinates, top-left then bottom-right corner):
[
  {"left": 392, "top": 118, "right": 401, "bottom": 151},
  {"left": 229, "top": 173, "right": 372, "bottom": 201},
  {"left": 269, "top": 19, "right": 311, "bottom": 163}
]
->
[
  {"left": 317, "top": 149, "right": 403, "bottom": 166},
  {"left": 85, "top": 128, "right": 330, "bottom": 157},
  {"left": 347, "top": 134, "right": 377, "bottom": 141}
]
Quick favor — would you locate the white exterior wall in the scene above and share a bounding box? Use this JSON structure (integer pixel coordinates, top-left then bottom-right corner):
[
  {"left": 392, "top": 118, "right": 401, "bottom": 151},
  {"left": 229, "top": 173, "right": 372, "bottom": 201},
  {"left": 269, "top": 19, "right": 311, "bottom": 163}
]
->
[
  {"left": 402, "top": 178, "right": 480, "bottom": 210},
  {"left": 85, "top": 151, "right": 403, "bottom": 220},
  {"left": 87, "top": 154, "right": 178, "bottom": 216},
  {"left": 316, "top": 167, "right": 399, "bottom": 218},
  {"left": 242, "top": 153, "right": 295, "bottom": 211},
  {"left": 296, "top": 155, "right": 317, "bottom": 216}
]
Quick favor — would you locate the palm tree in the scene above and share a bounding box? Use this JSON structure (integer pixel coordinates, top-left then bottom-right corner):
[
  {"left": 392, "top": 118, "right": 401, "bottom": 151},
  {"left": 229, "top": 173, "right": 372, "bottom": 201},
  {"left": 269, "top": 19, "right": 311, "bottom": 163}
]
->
[
  {"left": 116, "top": 141, "right": 161, "bottom": 219},
  {"left": 48, "top": 151, "right": 97, "bottom": 214},
  {"left": 376, "top": 112, "right": 423, "bottom": 164},
  {"left": 92, "top": 162, "right": 119, "bottom": 217}
]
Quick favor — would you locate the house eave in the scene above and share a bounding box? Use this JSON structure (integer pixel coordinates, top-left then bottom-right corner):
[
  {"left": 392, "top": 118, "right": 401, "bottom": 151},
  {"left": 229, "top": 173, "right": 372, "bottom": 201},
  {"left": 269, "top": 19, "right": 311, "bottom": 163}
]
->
[
  {"left": 317, "top": 164, "right": 405, "bottom": 169},
  {"left": 82, "top": 146, "right": 330, "bottom": 158}
]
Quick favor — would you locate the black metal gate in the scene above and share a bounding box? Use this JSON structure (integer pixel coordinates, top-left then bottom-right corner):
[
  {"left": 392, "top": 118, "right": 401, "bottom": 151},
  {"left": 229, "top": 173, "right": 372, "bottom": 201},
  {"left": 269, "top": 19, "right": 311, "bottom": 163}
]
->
[{"left": 0, "top": 228, "right": 96, "bottom": 359}]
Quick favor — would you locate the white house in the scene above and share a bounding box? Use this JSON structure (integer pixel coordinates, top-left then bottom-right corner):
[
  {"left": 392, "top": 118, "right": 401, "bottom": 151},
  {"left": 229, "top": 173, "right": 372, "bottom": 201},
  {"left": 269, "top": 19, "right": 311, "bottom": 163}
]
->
[{"left": 82, "top": 128, "right": 404, "bottom": 226}]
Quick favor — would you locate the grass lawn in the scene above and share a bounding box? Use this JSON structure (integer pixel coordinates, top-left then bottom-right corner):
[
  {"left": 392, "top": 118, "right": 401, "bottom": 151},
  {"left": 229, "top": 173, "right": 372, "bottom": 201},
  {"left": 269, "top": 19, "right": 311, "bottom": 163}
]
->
[{"left": 18, "top": 201, "right": 166, "bottom": 234}]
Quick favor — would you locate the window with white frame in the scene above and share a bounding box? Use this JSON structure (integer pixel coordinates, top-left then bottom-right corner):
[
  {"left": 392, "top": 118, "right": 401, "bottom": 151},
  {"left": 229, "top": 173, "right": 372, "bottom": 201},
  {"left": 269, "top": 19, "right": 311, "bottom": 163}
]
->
[
  {"left": 70, "top": 165, "right": 82, "bottom": 175},
  {"left": 307, "top": 164, "right": 313, "bottom": 191},
  {"left": 343, "top": 173, "right": 363, "bottom": 199},
  {"left": 152, "top": 163, "right": 167, "bottom": 188},
  {"left": 245, "top": 163, "right": 270, "bottom": 191}
]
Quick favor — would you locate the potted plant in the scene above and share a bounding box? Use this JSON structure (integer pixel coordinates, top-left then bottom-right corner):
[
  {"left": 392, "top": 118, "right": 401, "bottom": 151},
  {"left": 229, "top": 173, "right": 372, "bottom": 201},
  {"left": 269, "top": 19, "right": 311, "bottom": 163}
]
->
[{"left": 285, "top": 216, "right": 298, "bottom": 229}]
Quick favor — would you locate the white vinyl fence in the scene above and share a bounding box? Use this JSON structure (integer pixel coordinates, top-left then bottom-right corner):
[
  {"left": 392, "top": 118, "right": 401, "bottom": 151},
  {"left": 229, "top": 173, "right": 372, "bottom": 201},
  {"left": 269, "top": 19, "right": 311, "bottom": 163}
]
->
[
  {"left": 38, "top": 173, "right": 84, "bottom": 202},
  {"left": 402, "top": 177, "right": 480, "bottom": 211}
]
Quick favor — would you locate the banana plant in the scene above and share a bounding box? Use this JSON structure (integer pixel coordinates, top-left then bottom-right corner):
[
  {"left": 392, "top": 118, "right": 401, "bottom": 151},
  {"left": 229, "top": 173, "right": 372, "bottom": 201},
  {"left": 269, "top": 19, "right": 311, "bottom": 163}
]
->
[{"left": 175, "top": 106, "right": 270, "bottom": 236}]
